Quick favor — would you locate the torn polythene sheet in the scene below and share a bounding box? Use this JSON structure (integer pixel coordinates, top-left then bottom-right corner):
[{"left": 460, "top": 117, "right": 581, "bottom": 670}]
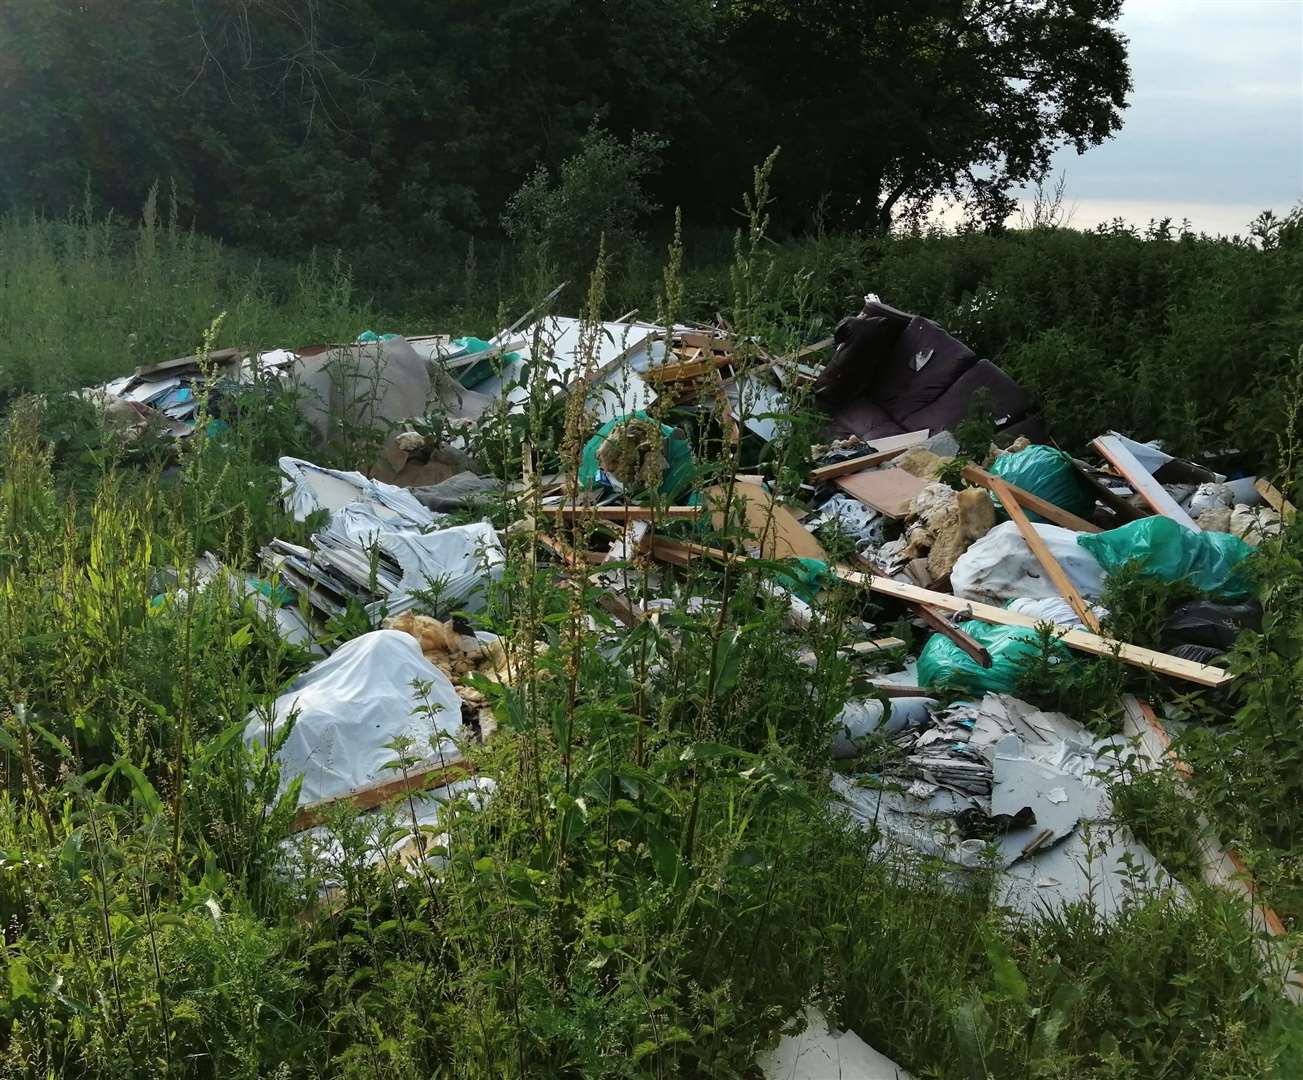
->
[
  {"left": 244, "top": 629, "right": 464, "bottom": 806},
  {"left": 280, "top": 455, "right": 437, "bottom": 527}
]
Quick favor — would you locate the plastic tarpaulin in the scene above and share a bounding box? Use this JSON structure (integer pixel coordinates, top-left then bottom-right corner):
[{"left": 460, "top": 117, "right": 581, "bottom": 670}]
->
[
  {"left": 244, "top": 629, "right": 463, "bottom": 805},
  {"left": 1077, "top": 516, "right": 1256, "bottom": 599}
]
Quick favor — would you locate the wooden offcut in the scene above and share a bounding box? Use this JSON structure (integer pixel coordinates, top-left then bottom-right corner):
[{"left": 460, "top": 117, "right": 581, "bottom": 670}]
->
[
  {"left": 705, "top": 484, "right": 828, "bottom": 561},
  {"left": 291, "top": 760, "right": 474, "bottom": 833},
  {"left": 835, "top": 466, "right": 930, "bottom": 519},
  {"left": 553, "top": 504, "right": 704, "bottom": 521},
  {"left": 1255, "top": 478, "right": 1296, "bottom": 521},
  {"left": 1119, "top": 696, "right": 1302, "bottom": 1004},
  {"left": 810, "top": 429, "right": 930, "bottom": 482},
  {"left": 914, "top": 603, "right": 993, "bottom": 667}
]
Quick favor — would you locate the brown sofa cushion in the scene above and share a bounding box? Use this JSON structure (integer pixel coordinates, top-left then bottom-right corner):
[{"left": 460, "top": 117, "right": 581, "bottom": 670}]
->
[
  {"left": 871, "top": 316, "right": 978, "bottom": 422},
  {"left": 898, "top": 359, "right": 1031, "bottom": 434}
]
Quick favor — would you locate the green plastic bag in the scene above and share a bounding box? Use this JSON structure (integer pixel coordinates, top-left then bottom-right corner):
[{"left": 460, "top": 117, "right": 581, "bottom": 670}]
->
[
  {"left": 578, "top": 412, "right": 695, "bottom": 499},
  {"left": 450, "top": 336, "right": 521, "bottom": 389},
  {"left": 917, "top": 620, "right": 1070, "bottom": 695},
  {"left": 1077, "top": 516, "right": 1255, "bottom": 599},
  {"left": 990, "top": 445, "right": 1095, "bottom": 523},
  {"left": 771, "top": 557, "right": 828, "bottom": 603}
]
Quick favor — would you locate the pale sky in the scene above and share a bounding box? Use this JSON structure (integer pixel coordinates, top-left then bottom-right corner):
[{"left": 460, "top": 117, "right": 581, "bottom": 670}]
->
[{"left": 1029, "top": 0, "right": 1303, "bottom": 235}]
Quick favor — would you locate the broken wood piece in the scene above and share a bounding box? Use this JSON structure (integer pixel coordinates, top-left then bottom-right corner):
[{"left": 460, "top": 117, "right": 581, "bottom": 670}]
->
[
  {"left": 988, "top": 476, "right": 1104, "bottom": 633},
  {"left": 291, "top": 760, "right": 474, "bottom": 833},
  {"left": 835, "top": 466, "right": 931, "bottom": 519},
  {"left": 705, "top": 483, "right": 828, "bottom": 561},
  {"left": 1092, "top": 434, "right": 1200, "bottom": 532},
  {"left": 962, "top": 464, "right": 1103, "bottom": 533},
  {"left": 843, "top": 637, "right": 908, "bottom": 654},
  {"left": 834, "top": 568, "right": 1232, "bottom": 688},
  {"left": 535, "top": 532, "right": 607, "bottom": 567},
  {"left": 865, "top": 681, "right": 930, "bottom": 698},
  {"left": 1119, "top": 695, "right": 1302, "bottom": 1004},
  {"left": 810, "top": 429, "right": 930, "bottom": 482},
  {"left": 1255, "top": 478, "right": 1296, "bottom": 521},
  {"left": 1020, "top": 829, "right": 1055, "bottom": 857},
  {"left": 914, "top": 602, "right": 993, "bottom": 668}
]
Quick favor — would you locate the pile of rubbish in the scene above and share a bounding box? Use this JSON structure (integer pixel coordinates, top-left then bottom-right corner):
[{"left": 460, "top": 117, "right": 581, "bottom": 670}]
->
[{"left": 88, "top": 288, "right": 1302, "bottom": 1028}]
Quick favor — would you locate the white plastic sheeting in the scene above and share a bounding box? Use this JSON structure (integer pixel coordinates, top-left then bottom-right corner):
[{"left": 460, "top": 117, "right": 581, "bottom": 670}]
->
[
  {"left": 759, "top": 1007, "right": 914, "bottom": 1080},
  {"left": 951, "top": 521, "right": 1106, "bottom": 606},
  {"left": 1005, "top": 596, "right": 1108, "bottom": 631},
  {"left": 279, "top": 456, "right": 437, "bottom": 527},
  {"left": 244, "top": 629, "right": 463, "bottom": 806},
  {"left": 477, "top": 316, "right": 669, "bottom": 424}
]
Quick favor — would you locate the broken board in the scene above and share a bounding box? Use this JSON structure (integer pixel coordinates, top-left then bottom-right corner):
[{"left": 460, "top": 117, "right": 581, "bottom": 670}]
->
[
  {"left": 835, "top": 466, "right": 930, "bottom": 519},
  {"left": 705, "top": 484, "right": 828, "bottom": 561},
  {"left": 1092, "top": 434, "right": 1200, "bottom": 532}
]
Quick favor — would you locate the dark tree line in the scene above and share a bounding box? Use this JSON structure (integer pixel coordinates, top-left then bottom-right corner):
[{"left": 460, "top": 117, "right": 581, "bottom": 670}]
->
[{"left": 0, "top": 1, "right": 1130, "bottom": 259}]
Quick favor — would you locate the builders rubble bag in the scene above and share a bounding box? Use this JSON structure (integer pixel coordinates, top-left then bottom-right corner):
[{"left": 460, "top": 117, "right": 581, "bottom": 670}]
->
[
  {"left": 989, "top": 444, "right": 1095, "bottom": 522},
  {"left": 917, "top": 620, "right": 1070, "bottom": 695},
  {"left": 1077, "top": 516, "right": 1256, "bottom": 599}
]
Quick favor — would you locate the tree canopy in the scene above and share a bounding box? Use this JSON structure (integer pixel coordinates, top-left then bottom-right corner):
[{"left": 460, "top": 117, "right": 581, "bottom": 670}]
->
[{"left": 0, "top": 1, "right": 1129, "bottom": 257}]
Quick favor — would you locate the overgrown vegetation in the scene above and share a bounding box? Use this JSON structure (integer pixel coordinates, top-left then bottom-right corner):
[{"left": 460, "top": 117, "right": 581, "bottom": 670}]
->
[{"left": 2, "top": 170, "right": 1303, "bottom": 1077}]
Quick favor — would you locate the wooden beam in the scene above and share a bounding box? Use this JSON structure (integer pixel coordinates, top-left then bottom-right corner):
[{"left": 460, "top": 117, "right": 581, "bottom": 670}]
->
[
  {"left": 1119, "top": 696, "right": 1302, "bottom": 1004},
  {"left": 915, "top": 603, "right": 992, "bottom": 667},
  {"left": 1092, "top": 434, "right": 1200, "bottom": 531},
  {"left": 834, "top": 568, "right": 1232, "bottom": 688},
  {"left": 810, "top": 429, "right": 930, "bottom": 482},
  {"left": 552, "top": 504, "right": 704, "bottom": 521},
  {"left": 989, "top": 476, "right": 1104, "bottom": 633},
  {"left": 291, "top": 760, "right": 474, "bottom": 833},
  {"left": 1255, "top": 478, "right": 1296, "bottom": 521},
  {"left": 962, "top": 465, "right": 1103, "bottom": 534}
]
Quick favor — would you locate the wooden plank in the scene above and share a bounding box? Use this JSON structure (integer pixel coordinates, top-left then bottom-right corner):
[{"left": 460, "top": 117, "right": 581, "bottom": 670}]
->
[
  {"left": 291, "top": 760, "right": 474, "bottom": 833},
  {"left": 834, "top": 569, "right": 1233, "bottom": 688},
  {"left": 989, "top": 476, "right": 1103, "bottom": 632},
  {"left": 1255, "top": 478, "right": 1296, "bottom": 521},
  {"left": 810, "top": 429, "right": 931, "bottom": 482},
  {"left": 962, "top": 465, "right": 1103, "bottom": 533},
  {"left": 552, "top": 504, "right": 704, "bottom": 521},
  {"left": 1092, "top": 434, "right": 1200, "bottom": 532},
  {"left": 836, "top": 466, "right": 930, "bottom": 519},
  {"left": 1119, "top": 696, "right": 1302, "bottom": 1004},
  {"left": 914, "top": 603, "right": 992, "bottom": 667}
]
